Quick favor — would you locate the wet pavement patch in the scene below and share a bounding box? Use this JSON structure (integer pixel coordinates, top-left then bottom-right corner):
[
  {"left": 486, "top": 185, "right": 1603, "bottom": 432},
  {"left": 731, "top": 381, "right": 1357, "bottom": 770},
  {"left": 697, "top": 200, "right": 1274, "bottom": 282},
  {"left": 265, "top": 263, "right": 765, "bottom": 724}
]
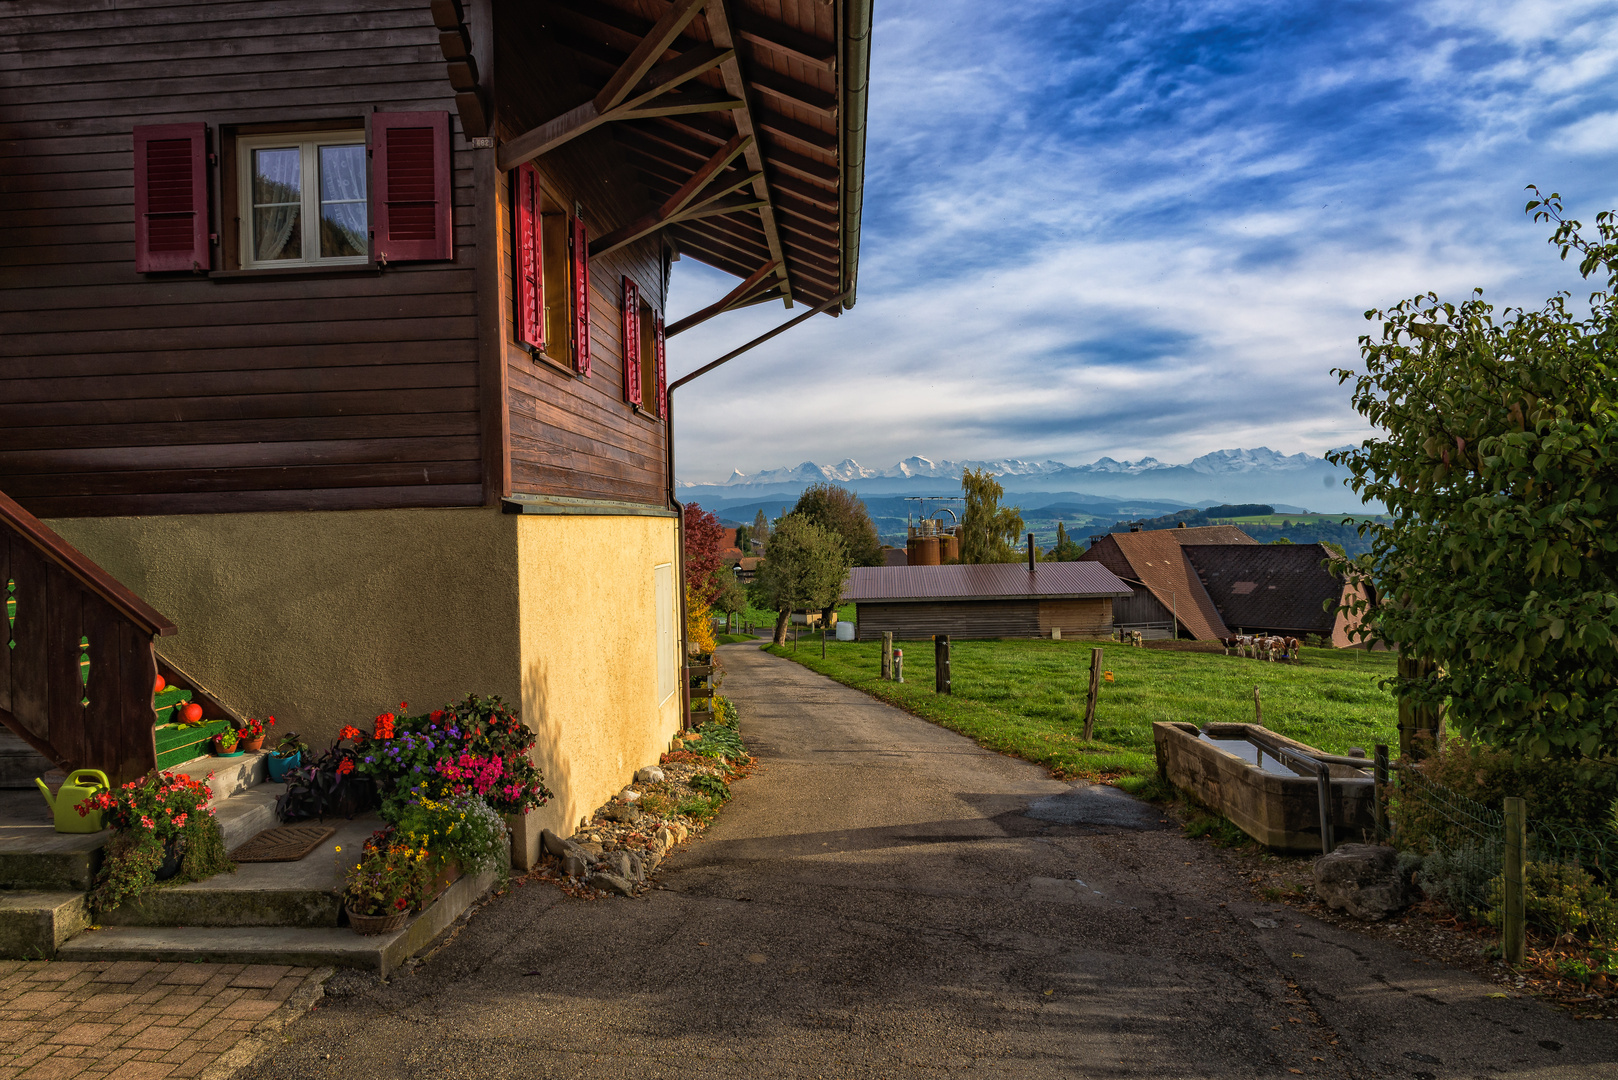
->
[{"left": 1024, "top": 784, "right": 1167, "bottom": 830}]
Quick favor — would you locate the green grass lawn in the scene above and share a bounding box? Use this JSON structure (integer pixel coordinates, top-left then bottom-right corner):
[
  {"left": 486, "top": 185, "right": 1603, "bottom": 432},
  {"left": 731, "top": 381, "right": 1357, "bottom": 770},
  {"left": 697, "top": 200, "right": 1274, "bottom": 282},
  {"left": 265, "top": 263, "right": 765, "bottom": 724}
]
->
[{"left": 761, "top": 638, "right": 1399, "bottom": 793}]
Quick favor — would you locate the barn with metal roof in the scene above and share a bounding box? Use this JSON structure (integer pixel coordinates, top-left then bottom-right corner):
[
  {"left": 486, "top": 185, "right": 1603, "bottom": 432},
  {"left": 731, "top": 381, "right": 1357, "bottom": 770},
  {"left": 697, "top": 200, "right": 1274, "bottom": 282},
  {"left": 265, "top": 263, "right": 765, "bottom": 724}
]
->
[{"left": 842, "top": 563, "right": 1133, "bottom": 641}]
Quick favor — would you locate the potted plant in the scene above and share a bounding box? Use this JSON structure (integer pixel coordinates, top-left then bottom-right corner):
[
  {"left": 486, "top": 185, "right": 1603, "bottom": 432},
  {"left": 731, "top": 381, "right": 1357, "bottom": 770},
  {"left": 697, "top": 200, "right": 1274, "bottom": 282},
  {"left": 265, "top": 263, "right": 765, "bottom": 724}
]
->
[
  {"left": 268, "top": 726, "right": 308, "bottom": 783},
  {"left": 395, "top": 794, "right": 509, "bottom": 898},
  {"left": 213, "top": 729, "right": 240, "bottom": 757},
  {"left": 341, "top": 838, "right": 429, "bottom": 934},
  {"left": 74, "top": 769, "right": 231, "bottom": 914},
  {"left": 238, "top": 716, "right": 268, "bottom": 753}
]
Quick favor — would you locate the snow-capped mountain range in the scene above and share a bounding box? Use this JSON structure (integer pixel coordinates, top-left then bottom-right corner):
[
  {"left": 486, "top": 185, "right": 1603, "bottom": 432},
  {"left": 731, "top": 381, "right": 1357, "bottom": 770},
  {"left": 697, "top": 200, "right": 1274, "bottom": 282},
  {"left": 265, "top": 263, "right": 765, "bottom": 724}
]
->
[{"left": 679, "top": 448, "right": 1375, "bottom": 514}]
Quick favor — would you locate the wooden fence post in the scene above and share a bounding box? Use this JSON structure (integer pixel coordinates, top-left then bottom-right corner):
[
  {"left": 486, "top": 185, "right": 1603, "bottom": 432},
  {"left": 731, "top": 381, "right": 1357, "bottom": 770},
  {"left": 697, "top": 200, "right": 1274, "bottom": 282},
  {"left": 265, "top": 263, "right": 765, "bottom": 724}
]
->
[
  {"left": 1254, "top": 685, "right": 1262, "bottom": 727},
  {"left": 821, "top": 625, "right": 826, "bottom": 659},
  {"left": 881, "top": 632, "right": 893, "bottom": 680},
  {"left": 1082, "top": 647, "right": 1102, "bottom": 740},
  {"left": 1503, "top": 796, "right": 1526, "bottom": 965},
  {"left": 935, "top": 635, "right": 951, "bottom": 694}
]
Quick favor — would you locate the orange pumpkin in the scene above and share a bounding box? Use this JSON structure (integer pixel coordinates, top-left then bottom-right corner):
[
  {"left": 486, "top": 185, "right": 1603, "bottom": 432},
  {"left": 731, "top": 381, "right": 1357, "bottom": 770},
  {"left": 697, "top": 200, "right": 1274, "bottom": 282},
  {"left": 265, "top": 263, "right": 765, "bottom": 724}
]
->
[
  {"left": 181, "top": 702, "right": 203, "bottom": 724},
  {"left": 154, "top": 674, "right": 166, "bottom": 694}
]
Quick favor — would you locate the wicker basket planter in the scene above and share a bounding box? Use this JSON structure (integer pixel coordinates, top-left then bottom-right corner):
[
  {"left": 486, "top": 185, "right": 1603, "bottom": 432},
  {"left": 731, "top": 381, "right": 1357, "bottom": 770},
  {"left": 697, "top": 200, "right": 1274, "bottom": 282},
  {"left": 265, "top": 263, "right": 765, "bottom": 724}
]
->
[{"left": 345, "top": 907, "right": 408, "bottom": 935}]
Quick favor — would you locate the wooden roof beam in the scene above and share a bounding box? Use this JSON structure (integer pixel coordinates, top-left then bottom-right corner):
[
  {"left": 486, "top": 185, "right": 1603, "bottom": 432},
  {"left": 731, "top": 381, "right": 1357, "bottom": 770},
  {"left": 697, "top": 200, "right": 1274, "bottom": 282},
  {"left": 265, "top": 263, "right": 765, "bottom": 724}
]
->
[
  {"left": 734, "top": 8, "right": 837, "bottom": 72},
  {"left": 705, "top": 0, "right": 793, "bottom": 306},
  {"left": 666, "top": 260, "right": 780, "bottom": 337},
  {"left": 591, "top": 134, "right": 755, "bottom": 258},
  {"left": 498, "top": 2, "right": 734, "bottom": 171}
]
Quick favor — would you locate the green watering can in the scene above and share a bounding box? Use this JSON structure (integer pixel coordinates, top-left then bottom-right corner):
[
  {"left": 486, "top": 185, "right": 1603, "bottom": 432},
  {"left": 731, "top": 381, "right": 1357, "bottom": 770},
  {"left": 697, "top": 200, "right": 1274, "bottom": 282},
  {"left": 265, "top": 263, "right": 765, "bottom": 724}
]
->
[{"left": 36, "top": 769, "right": 111, "bottom": 833}]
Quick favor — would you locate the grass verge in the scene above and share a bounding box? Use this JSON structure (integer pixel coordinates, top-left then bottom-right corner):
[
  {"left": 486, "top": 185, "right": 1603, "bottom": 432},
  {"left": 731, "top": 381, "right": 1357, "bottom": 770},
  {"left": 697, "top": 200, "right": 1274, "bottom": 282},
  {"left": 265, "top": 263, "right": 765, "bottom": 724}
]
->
[{"left": 760, "top": 638, "right": 1399, "bottom": 791}]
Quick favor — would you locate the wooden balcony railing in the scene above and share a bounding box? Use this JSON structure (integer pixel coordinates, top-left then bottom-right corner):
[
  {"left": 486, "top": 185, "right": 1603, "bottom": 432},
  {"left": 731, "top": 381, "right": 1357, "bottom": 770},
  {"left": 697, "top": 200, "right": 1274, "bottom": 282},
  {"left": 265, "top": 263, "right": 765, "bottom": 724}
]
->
[{"left": 0, "top": 489, "right": 176, "bottom": 784}]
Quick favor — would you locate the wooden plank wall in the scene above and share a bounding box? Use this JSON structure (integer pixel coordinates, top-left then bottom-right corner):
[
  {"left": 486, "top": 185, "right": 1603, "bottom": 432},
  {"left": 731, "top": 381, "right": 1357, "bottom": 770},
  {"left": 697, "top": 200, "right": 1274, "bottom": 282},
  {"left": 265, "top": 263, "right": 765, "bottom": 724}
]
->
[
  {"left": 493, "top": 5, "right": 670, "bottom": 506},
  {"left": 1036, "top": 599, "right": 1113, "bottom": 638},
  {"left": 854, "top": 600, "right": 1044, "bottom": 642},
  {"left": 0, "top": 0, "right": 482, "bottom": 517},
  {"left": 1112, "top": 586, "right": 1171, "bottom": 626}
]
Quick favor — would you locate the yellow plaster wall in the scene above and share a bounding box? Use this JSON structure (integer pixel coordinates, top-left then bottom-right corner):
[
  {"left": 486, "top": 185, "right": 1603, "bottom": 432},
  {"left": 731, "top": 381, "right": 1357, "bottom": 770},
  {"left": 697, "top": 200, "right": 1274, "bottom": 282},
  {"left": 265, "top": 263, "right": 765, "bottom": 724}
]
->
[
  {"left": 511, "top": 512, "right": 682, "bottom": 865},
  {"left": 46, "top": 506, "right": 683, "bottom": 869},
  {"left": 44, "top": 508, "right": 524, "bottom": 748}
]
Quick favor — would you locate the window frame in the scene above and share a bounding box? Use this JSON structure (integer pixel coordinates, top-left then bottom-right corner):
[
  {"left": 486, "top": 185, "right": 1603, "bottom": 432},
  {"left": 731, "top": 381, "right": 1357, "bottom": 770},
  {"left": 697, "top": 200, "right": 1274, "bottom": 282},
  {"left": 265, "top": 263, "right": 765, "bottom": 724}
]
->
[
  {"left": 235, "top": 129, "right": 370, "bottom": 270},
  {"left": 511, "top": 164, "right": 583, "bottom": 375}
]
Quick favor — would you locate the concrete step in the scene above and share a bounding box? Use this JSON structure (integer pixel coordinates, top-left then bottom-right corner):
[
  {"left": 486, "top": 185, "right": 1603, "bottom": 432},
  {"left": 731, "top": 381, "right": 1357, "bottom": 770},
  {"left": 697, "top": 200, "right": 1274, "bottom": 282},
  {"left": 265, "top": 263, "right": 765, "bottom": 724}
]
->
[
  {"left": 0, "top": 890, "right": 89, "bottom": 958},
  {"left": 60, "top": 866, "right": 499, "bottom": 974},
  {"left": 215, "top": 785, "right": 281, "bottom": 853},
  {"left": 172, "top": 749, "right": 268, "bottom": 802},
  {"left": 100, "top": 814, "right": 378, "bottom": 929}
]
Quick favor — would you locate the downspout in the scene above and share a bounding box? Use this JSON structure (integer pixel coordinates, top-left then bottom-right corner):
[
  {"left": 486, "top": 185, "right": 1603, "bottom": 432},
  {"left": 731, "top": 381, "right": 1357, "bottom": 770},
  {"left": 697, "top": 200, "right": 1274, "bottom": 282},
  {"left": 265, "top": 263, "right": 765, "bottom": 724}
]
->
[
  {"left": 666, "top": 365, "right": 690, "bottom": 732},
  {"left": 841, "top": 0, "right": 872, "bottom": 310}
]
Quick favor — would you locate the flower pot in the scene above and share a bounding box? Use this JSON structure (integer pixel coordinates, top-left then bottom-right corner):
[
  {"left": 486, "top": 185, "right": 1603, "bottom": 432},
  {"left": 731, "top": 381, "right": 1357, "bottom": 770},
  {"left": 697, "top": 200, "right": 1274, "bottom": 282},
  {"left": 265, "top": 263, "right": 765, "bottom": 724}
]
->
[
  {"left": 154, "top": 838, "right": 184, "bottom": 882},
  {"left": 239, "top": 737, "right": 264, "bottom": 752},
  {"left": 267, "top": 751, "right": 301, "bottom": 782},
  {"left": 212, "top": 736, "right": 240, "bottom": 756},
  {"left": 424, "top": 862, "right": 462, "bottom": 907},
  {"left": 345, "top": 906, "right": 408, "bottom": 935}
]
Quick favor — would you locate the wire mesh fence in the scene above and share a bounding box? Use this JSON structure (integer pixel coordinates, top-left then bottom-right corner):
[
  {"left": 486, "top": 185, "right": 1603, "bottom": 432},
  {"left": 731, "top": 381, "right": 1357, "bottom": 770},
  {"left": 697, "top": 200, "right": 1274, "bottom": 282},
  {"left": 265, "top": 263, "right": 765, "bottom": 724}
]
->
[{"left": 1389, "top": 761, "right": 1618, "bottom": 924}]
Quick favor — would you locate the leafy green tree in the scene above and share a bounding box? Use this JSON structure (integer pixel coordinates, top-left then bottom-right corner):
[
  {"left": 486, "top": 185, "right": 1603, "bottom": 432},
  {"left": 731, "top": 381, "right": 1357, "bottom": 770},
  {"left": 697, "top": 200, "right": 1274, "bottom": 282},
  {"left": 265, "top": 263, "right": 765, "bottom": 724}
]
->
[
  {"left": 959, "top": 469, "right": 1025, "bottom": 564},
  {"left": 734, "top": 523, "right": 752, "bottom": 556},
  {"left": 753, "top": 508, "right": 770, "bottom": 544},
  {"left": 709, "top": 566, "right": 747, "bottom": 633},
  {"left": 792, "top": 483, "right": 883, "bottom": 567},
  {"left": 1331, "top": 189, "right": 1618, "bottom": 760},
  {"left": 748, "top": 514, "right": 850, "bottom": 645},
  {"left": 1042, "top": 520, "right": 1086, "bottom": 561}
]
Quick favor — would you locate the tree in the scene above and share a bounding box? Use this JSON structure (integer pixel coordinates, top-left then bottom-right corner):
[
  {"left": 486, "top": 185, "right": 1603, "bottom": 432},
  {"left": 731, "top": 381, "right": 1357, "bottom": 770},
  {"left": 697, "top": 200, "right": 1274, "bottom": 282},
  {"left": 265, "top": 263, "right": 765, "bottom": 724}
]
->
[
  {"left": 748, "top": 514, "right": 849, "bottom": 645},
  {"left": 683, "top": 503, "right": 726, "bottom": 604},
  {"left": 752, "top": 508, "right": 770, "bottom": 546},
  {"left": 958, "top": 469, "right": 1025, "bottom": 564},
  {"left": 733, "top": 523, "right": 752, "bottom": 556},
  {"left": 1042, "top": 520, "right": 1086, "bottom": 561},
  {"left": 1330, "top": 189, "right": 1618, "bottom": 760},
  {"left": 710, "top": 566, "right": 747, "bottom": 633},
  {"left": 791, "top": 483, "right": 883, "bottom": 567}
]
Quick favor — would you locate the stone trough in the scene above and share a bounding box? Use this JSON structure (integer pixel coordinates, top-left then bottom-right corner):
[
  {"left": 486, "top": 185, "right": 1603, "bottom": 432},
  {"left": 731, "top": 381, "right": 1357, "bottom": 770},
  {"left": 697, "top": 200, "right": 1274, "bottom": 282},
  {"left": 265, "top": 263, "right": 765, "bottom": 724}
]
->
[{"left": 1152, "top": 721, "right": 1376, "bottom": 852}]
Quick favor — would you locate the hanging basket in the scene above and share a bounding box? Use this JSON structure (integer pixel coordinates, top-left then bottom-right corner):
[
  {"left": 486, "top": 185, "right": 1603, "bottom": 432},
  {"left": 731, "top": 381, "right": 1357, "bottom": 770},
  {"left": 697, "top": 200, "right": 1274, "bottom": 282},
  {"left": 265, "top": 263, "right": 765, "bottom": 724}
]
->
[{"left": 345, "top": 906, "right": 408, "bottom": 935}]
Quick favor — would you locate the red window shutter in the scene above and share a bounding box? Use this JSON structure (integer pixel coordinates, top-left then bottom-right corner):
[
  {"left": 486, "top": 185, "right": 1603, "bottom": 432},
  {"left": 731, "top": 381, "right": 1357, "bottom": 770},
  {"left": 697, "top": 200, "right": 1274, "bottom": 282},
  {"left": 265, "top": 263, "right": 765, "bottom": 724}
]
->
[
  {"left": 372, "top": 112, "right": 452, "bottom": 262},
  {"left": 571, "top": 216, "right": 591, "bottom": 376},
  {"left": 655, "top": 316, "right": 668, "bottom": 419},
  {"left": 133, "top": 123, "right": 209, "bottom": 273},
  {"left": 514, "top": 164, "right": 542, "bottom": 350},
  {"left": 621, "top": 277, "right": 642, "bottom": 406}
]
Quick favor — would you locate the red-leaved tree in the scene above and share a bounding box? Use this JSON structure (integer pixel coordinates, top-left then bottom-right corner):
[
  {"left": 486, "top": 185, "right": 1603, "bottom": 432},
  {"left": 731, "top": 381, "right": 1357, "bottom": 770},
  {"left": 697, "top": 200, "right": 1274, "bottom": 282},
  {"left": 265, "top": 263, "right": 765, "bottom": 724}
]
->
[{"left": 683, "top": 503, "right": 726, "bottom": 604}]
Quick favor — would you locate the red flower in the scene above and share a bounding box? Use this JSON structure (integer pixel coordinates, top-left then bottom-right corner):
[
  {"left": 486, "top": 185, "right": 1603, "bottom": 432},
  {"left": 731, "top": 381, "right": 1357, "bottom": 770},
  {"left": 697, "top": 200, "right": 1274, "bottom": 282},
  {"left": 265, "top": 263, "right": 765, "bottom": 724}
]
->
[
  {"left": 394, "top": 897, "right": 409, "bottom": 910},
  {"left": 336, "top": 759, "right": 354, "bottom": 776},
  {"left": 338, "top": 725, "right": 362, "bottom": 741}
]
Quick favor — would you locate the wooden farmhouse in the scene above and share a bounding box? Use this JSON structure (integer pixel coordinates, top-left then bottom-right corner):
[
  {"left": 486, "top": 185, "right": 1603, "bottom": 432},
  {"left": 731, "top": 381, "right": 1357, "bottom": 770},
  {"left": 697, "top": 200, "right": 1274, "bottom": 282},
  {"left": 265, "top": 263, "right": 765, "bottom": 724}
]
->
[
  {"left": 1183, "top": 543, "right": 1353, "bottom": 642},
  {"left": 843, "top": 563, "right": 1134, "bottom": 641},
  {"left": 1, "top": 0, "right": 871, "bottom": 866},
  {"left": 1079, "top": 525, "right": 1255, "bottom": 640}
]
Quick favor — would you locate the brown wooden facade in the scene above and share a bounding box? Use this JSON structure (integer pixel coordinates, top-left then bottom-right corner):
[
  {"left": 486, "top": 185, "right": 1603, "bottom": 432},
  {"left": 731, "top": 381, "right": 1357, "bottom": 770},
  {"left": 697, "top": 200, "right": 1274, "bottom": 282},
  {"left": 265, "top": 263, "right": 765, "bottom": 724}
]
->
[
  {"left": 1, "top": 0, "right": 867, "bottom": 519},
  {"left": 855, "top": 598, "right": 1115, "bottom": 642}
]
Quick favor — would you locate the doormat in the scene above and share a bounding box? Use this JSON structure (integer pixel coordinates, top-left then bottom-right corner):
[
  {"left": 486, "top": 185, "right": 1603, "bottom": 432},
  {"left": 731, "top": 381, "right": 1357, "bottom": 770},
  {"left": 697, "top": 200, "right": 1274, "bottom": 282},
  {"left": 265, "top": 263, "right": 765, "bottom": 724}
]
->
[{"left": 229, "top": 824, "right": 337, "bottom": 863}]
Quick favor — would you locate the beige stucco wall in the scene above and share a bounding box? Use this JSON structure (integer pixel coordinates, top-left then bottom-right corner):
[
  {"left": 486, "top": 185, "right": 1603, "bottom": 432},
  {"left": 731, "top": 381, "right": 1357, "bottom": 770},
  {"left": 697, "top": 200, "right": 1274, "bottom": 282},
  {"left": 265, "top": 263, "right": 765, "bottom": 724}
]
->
[
  {"left": 45, "top": 506, "right": 682, "bottom": 867},
  {"left": 511, "top": 512, "right": 683, "bottom": 865}
]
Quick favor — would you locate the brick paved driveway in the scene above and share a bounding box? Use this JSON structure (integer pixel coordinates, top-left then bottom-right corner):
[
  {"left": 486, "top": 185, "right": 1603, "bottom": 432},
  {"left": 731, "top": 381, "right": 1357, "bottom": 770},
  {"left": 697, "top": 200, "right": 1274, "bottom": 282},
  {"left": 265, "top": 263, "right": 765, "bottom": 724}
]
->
[{"left": 0, "top": 960, "right": 324, "bottom": 1080}]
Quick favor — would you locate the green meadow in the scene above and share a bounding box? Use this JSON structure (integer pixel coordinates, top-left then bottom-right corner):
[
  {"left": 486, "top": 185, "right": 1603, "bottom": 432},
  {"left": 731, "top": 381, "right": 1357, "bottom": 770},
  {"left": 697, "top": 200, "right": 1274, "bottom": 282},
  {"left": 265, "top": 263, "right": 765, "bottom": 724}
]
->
[{"left": 758, "top": 637, "right": 1399, "bottom": 792}]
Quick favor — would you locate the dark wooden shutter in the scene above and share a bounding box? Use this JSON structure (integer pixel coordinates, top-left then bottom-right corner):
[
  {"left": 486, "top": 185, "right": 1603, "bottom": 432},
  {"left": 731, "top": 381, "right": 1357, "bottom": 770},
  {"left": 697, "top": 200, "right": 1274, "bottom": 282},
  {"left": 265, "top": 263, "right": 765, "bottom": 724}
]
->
[
  {"left": 571, "top": 216, "right": 591, "bottom": 376},
  {"left": 133, "top": 123, "right": 209, "bottom": 273},
  {"left": 655, "top": 316, "right": 668, "bottom": 418},
  {"left": 372, "top": 112, "right": 452, "bottom": 262},
  {"left": 621, "top": 277, "right": 642, "bottom": 406},
  {"left": 514, "top": 164, "right": 542, "bottom": 350}
]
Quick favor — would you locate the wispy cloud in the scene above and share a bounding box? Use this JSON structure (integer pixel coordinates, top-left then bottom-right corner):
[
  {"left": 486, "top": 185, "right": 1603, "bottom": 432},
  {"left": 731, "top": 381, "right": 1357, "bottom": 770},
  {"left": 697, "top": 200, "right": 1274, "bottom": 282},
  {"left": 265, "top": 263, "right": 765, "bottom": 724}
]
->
[{"left": 666, "top": 0, "right": 1618, "bottom": 483}]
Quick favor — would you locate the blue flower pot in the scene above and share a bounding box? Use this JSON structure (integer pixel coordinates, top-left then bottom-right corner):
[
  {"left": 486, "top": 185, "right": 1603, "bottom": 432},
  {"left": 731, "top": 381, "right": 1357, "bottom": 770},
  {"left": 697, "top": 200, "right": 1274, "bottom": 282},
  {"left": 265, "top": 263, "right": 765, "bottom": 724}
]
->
[{"left": 267, "top": 751, "right": 301, "bottom": 782}]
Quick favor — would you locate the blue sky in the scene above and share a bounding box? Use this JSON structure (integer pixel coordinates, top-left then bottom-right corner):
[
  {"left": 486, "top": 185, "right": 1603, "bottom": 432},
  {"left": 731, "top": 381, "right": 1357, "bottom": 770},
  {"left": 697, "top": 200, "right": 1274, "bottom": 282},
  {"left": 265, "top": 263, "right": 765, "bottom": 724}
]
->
[{"left": 666, "top": 0, "right": 1618, "bottom": 483}]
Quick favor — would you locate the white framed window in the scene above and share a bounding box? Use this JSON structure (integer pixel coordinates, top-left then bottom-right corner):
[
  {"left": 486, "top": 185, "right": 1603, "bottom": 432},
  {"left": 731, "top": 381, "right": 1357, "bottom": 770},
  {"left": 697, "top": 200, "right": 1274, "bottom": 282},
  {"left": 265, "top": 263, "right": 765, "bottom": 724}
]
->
[
  {"left": 655, "top": 562, "right": 677, "bottom": 705},
  {"left": 237, "top": 131, "right": 368, "bottom": 268}
]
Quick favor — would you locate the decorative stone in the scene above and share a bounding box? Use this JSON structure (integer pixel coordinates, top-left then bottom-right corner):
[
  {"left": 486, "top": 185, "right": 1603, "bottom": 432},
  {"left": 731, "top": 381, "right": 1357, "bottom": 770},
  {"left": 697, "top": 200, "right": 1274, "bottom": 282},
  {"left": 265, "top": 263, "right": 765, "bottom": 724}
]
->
[
  {"left": 602, "top": 803, "right": 642, "bottom": 824},
  {"left": 619, "top": 787, "right": 642, "bottom": 802},
  {"left": 653, "top": 827, "right": 675, "bottom": 852},
  {"left": 594, "top": 872, "right": 635, "bottom": 898},
  {"left": 625, "top": 852, "right": 644, "bottom": 883},
  {"left": 560, "top": 853, "right": 590, "bottom": 879},
  {"left": 605, "top": 850, "right": 634, "bottom": 879},
  {"left": 1313, "top": 843, "right": 1406, "bottom": 921},
  {"left": 636, "top": 766, "right": 666, "bottom": 784},
  {"left": 541, "top": 829, "right": 569, "bottom": 858}
]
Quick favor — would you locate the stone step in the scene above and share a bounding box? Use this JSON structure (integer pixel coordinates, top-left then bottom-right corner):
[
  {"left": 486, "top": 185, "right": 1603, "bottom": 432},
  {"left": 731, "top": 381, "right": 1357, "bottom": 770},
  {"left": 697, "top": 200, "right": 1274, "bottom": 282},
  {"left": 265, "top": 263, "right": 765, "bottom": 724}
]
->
[
  {"left": 171, "top": 749, "right": 268, "bottom": 802},
  {"left": 100, "top": 814, "right": 378, "bottom": 929},
  {"left": 0, "top": 890, "right": 89, "bottom": 959},
  {"left": 59, "top": 866, "right": 499, "bottom": 974}
]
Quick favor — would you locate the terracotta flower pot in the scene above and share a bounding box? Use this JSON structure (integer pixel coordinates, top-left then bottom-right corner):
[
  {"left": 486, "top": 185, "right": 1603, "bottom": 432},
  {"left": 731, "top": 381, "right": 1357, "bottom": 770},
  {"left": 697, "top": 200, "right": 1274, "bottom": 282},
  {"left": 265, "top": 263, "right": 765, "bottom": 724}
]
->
[
  {"left": 346, "top": 906, "right": 408, "bottom": 935},
  {"left": 239, "top": 737, "right": 264, "bottom": 752},
  {"left": 425, "top": 863, "right": 462, "bottom": 907}
]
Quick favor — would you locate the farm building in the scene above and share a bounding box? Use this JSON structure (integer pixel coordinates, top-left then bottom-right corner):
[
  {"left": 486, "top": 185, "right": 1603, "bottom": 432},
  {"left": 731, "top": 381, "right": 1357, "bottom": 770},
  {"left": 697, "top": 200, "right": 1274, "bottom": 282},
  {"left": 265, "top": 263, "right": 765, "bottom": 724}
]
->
[
  {"left": 1183, "top": 543, "right": 1348, "bottom": 640},
  {"left": 1079, "top": 525, "right": 1256, "bottom": 639},
  {"left": 843, "top": 563, "right": 1133, "bottom": 641},
  {"left": 1, "top": 0, "right": 871, "bottom": 870}
]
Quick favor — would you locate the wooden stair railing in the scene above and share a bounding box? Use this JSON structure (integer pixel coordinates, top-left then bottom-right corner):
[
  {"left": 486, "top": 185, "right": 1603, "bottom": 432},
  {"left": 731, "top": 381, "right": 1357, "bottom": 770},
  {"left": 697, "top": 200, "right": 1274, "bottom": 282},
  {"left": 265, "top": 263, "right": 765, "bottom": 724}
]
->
[{"left": 0, "top": 489, "right": 176, "bottom": 785}]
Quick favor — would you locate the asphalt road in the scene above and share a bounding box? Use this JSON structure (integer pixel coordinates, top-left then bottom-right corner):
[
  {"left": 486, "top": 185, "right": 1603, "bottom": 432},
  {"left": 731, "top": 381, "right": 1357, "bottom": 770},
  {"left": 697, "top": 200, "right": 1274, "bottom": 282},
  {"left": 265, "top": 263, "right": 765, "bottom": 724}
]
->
[{"left": 247, "top": 643, "right": 1618, "bottom": 1079}]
